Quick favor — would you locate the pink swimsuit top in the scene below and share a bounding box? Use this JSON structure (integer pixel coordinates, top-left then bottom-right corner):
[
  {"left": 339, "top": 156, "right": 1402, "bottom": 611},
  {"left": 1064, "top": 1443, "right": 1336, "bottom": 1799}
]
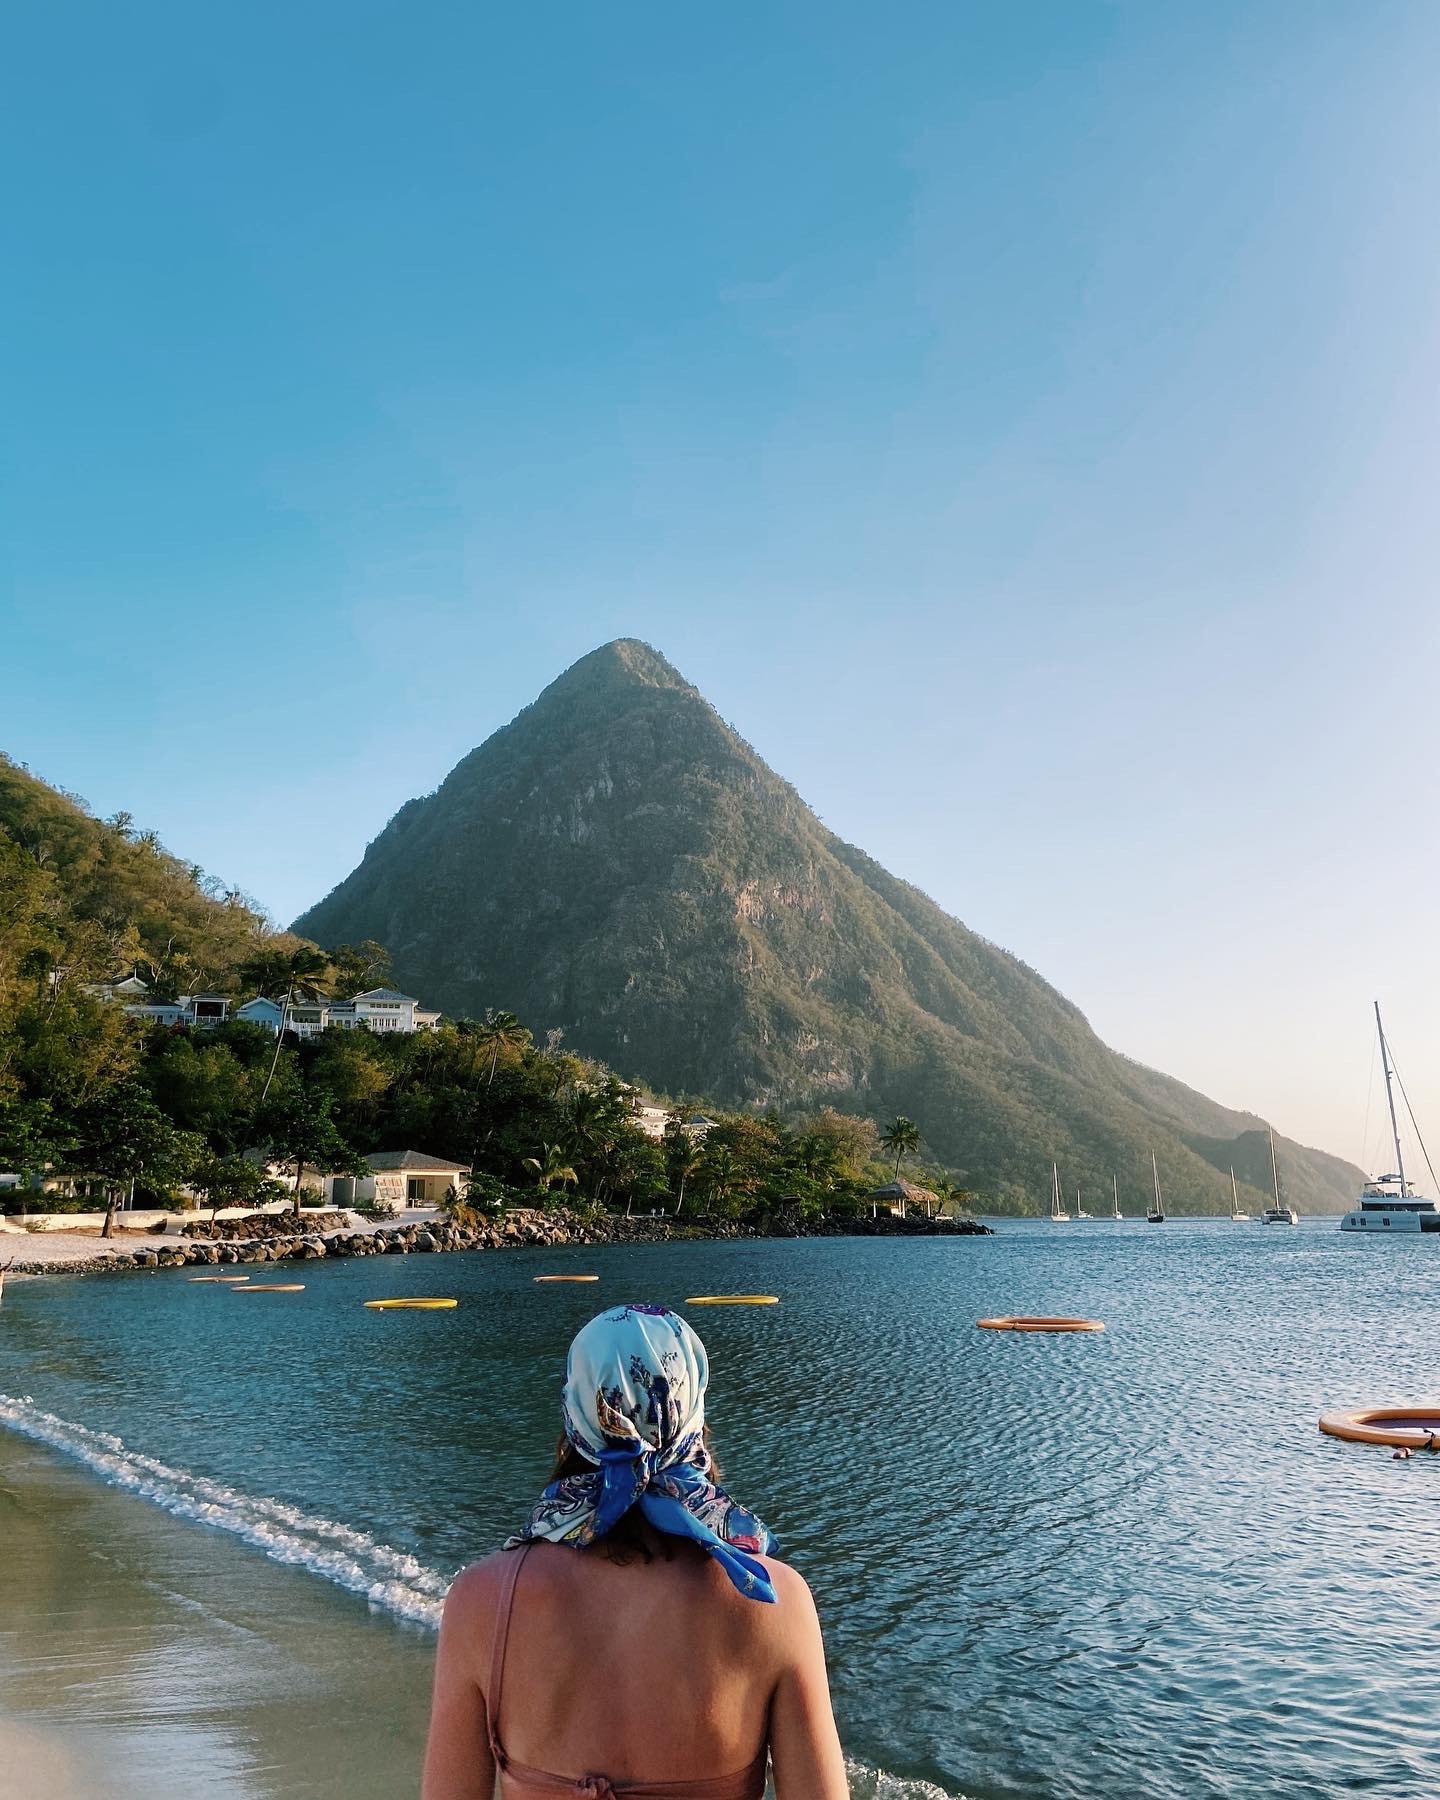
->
[{"left": 487, "top": 1545, "right": 770, "bottom": 1800}]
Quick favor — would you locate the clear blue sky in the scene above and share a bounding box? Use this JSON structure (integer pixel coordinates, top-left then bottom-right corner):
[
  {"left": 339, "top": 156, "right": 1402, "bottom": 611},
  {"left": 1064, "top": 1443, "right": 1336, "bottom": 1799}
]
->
[{"left": 6, "top": 2, "right": 1439, "bottom": 1167}]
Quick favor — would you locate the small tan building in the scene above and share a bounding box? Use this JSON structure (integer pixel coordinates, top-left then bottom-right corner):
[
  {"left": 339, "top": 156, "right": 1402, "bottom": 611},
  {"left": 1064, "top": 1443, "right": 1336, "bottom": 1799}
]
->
[{"left": 329, "top": 1149, "right": 471, "bottom": 1209}]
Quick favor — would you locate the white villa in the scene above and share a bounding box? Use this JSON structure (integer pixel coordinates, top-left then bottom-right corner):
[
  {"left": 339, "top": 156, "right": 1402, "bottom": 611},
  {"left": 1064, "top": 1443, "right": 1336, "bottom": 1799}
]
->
[
  {"left": 234, "top": 987, "right": 441, "bottom": 1038},
  {"left": 627, "top": 1093, "right": 717, "bottom": 1142},
  {"left": 93, "top": 978, "right": 442, "bottom": 1036}
]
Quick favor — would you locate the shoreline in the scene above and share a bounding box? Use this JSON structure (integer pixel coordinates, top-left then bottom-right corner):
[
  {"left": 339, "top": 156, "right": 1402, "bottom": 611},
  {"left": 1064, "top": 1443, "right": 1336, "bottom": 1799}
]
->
[
  {"left": 0, "top": 1429, "right": 437, "bottom": 1800},
  {"left": 0, "top": 1206, "right": 991, "bottom": 1278}
]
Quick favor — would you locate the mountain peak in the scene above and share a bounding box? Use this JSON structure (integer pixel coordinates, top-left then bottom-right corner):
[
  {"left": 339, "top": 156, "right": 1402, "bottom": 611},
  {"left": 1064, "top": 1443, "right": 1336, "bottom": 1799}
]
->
[
  {"left": 291, "top": 650, "right": 1361, "bottom": 1213},
  {"left": 541, "top": 638, "right": 696, "bottom": 703}
]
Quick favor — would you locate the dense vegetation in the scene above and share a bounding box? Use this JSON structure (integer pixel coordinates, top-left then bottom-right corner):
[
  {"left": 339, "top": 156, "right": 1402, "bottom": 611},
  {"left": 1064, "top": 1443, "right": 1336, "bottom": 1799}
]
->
[
  {"left": 294, "top": 640, "right": 1361, "bottom": 1214},
  {"left": 0, "top": 756, "right": 959, "bottom": 1227}
]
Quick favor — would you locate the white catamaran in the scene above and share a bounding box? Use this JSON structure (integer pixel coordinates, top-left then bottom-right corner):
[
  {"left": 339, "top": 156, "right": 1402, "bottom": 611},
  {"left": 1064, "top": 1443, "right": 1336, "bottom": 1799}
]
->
[
  {"left": 1229, "top": 1168, "right": 1251, "bottom": 1222},
  {"left": 1049, "top": 1162, "right": 1070, "bottom": 1222},
  {"left": 1074, "top": 1186, "right": 1092, "bottom": 1220},
  {"left": 1261, "top": 1127, "right": 1298, "bottom": 1225},
  {"left": 1341, "top": 1003, "right": 1440, "bottom": 1235}
]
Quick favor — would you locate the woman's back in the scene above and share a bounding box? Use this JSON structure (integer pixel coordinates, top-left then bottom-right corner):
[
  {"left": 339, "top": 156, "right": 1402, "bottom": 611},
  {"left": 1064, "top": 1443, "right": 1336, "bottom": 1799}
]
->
[{"left": 487, "top": 1540, "right": 779, "bottom": 1784}]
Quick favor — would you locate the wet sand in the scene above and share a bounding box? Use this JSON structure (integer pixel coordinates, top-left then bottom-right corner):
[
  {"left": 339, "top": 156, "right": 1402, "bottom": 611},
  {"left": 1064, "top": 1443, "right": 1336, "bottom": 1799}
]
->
[{"left": 0, "top": 1433, "right": 437, "bottom": 1800}]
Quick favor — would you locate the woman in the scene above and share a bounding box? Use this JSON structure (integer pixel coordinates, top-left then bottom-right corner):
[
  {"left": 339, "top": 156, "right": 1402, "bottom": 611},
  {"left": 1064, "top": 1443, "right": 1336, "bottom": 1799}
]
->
[{"left": 422, "top": 1303, "right": 848, "bottom": 1800}]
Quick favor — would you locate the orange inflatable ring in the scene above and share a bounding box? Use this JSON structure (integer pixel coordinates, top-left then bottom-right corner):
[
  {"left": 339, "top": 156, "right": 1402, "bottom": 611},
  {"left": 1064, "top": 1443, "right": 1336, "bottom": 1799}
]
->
[
  {"left": 976, "top": 1316, "right": 1105, "bottom": 1333},
  {"left": 1319, "top": 1406, "right": 1440, "bottom": 1448}
]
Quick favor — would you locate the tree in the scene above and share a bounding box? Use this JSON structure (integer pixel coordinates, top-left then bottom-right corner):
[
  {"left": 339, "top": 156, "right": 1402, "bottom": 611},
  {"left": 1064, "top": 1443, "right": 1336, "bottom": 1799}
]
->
[
  {"left": 256, "top": 947, "right": 334, "bottom": 1103},
  {"left": 68, "top": 1083, "right": 198, "bottom": 1238},
  {"left": 189, "top": 1150, "right": 281, "bottom": 1224},
  {"left": 697, "top": 1144, "right": 739, "bottom": 1215},
  {"left": 663, "top": 1121, "right": 705, "bottom": 1216},
  {"left": 474, "top": 1010, "right": 528, "bottom": 1093},
  {"left": 563, "top": 1081, "right": 630, "bottom": 1193},
  {"left": 932, "top": 1179, "right": 978, "bottom": 1220},
  {"left": 256, "top": 1087, "right": 364, "bottom": 1216},
  {"left": 326, "top": 939, "right": 393, "bottom": 996},
  {"left": 880, "top": 1115, "right": 922, "bottom": 1179},
  {"left": 522, "top": 1142, "right": 579, "bottom": 1196},
  {"left": 0, "top": 1098, "right": 74, "bottom": 1211}
]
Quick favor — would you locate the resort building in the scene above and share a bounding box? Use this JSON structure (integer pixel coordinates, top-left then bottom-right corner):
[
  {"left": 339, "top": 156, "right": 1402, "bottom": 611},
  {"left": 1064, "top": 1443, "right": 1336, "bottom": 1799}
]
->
[
  {"left": 327, "top": 1149, "right": 471, "bottom": 1209},
  {"left": 99, "top": 977, "right": 442, "bottom": 1037},
  {"left": 237, "top": 986, "right": 442, "bottom": 1036},
  {"left": 626, "top": 1092, "right": 717, "bottom": 1141},
  {"left": 122, "top": 991, "right": 233, "bottom": 1029}
]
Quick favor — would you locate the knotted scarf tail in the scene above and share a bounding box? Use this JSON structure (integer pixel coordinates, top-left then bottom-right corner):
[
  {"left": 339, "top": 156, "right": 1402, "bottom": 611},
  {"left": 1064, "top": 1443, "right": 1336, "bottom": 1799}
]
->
[{"left": 639, "top": 1491, "right": 779, "bottom": 1604}]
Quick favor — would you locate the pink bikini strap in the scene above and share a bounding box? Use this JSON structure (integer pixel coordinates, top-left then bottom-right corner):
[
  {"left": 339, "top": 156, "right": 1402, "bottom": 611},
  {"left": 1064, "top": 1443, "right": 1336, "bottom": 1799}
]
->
[{"left": 487, "top": 1544, "right": 531, "bottom": 1764}]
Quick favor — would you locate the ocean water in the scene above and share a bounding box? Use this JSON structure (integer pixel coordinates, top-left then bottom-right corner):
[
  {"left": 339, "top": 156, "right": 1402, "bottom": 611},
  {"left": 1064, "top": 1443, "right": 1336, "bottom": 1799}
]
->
[{"left": 3, "top": 1222, "right": 1439, "bottom": 1799}]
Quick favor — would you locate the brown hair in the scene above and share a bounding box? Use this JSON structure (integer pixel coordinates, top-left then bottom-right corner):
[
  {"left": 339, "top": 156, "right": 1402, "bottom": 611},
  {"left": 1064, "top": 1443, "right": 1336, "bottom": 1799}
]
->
[{"left": 550, "top": 1427, "right": 722, "bottom": 1565}]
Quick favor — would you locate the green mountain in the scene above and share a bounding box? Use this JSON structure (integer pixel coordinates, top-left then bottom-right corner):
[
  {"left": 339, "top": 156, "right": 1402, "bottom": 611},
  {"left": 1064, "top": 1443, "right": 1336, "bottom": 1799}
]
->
[
  {"left": 293, "top": 640, "right": 1360, "bottom": 1214},
  {"left": 0, "top": 753, "right": 292, "bottom": 995}
]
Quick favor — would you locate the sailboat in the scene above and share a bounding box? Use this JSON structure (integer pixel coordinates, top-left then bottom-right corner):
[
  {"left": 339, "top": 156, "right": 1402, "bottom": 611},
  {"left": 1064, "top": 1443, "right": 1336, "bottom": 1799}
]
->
[
  {"left": 1110, "top": 1174, "right": 1123, "bottom": 1221},
  {"left": 1228, "top": 1169, "right": 1251, "bottom": 1222},
  {"left": 1048, "top": 1162, "right": 1070, "bottom": 1222},
  {"left": 1146, "top": 1153, "right": 1166, "bottom": 1223},
  {"left": 1074, "top": 1185, "right": 1092, "bottom": 1220},
  {"left": 1340, "top": 1003, "right": 1440, "bottom": 1234},
  {"left": 1262, "top": 1128, "right": 1298, "bottom": 1226}
]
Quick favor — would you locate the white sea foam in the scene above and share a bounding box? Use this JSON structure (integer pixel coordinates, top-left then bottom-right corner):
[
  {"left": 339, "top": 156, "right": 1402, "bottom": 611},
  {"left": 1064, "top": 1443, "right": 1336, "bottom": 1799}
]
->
[
  {"left": 0, "top": 1393, "right": 448, "bottom": 1628},
  {"left": 843, "top": 1759, "right": 966, "bottom": 1800}
]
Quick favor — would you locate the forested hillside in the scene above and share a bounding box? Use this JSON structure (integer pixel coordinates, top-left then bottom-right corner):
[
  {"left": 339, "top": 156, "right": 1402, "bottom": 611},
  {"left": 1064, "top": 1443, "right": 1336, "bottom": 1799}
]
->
[{"left": 0, "top": 757, "right": 942, "bottom": 1226}]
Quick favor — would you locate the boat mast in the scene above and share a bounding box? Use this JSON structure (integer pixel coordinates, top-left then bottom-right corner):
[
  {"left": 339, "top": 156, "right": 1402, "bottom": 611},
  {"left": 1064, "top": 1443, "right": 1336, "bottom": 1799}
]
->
[
  {"left": 1151, "top": 1153, "right": 1162, "bottom": 1213},
  {"left": 1268, "top": 1128, "right": 1281, "bottom": 1208},
  {"left": 1052, "top": 1162, "right": 1060, "bottom": 1215},
  {"left": 1113, "top": 1173, "right": 1120, "bottom": 1216},
  {"left": 1376, "top": 1001, "right": 1409, "bottom": 1193},
  {"left": 1230, "top": 1168, "right": 1239, "bottom": 1214}
]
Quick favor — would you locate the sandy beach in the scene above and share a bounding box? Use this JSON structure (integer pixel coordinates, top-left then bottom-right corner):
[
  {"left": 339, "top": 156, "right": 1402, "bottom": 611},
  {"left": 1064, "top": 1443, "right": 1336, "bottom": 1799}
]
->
[
  {"left": 0, "top": 1209, "right": 436, "bottom": 1274},
  {"left": 0, "top": 1432, "right": 436, "bottom": 1800}
]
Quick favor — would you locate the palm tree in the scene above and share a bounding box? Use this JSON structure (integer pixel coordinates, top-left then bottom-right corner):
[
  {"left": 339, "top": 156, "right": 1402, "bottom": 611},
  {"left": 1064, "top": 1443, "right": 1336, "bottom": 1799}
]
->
[
  {"left": 880, "top": 1115, "right": 922, "bottom": 1180},
  {"left": 664, "top": 1124, "right": 705, "bottom": 1216},
  {"left": 257, "top": 947, "right": 332, "bottom": 1103},
  {"left": 468, "top": 1010, "right": 530, "bottom": 1162},
  {"left": 475, "top": 1010, "right": 527, "bottom": 1092},
  {"left": 699, "top": 1146, "right": 738, "bottom": 1213},
  {"left": 522, "top": 1143, "right": 579, "bottom": 1196},
  {"left": 933, "top": 1179, "right": 977, "bottom": 1221},
  {"left": 564, "top": 1083, "right": 628, "bottom": 1197}
]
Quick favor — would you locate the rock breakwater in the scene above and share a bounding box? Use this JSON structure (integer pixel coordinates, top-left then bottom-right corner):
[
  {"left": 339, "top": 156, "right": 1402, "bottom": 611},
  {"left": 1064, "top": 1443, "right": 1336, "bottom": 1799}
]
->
[{"left": 7, "top": 1207, "right": 990, "bottom": 1276}]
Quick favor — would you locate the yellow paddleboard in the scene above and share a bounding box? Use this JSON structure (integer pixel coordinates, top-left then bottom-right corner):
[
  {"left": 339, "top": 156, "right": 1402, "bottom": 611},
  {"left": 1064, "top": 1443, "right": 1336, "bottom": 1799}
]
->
[
  {"left": 363, "top": 1298, "right": 459, "bottom": 1310},
  {"left": 236, "top": 1283, "right": 306, "bottom": 1292},
  {"left": 685, "top": 1295, "right": 780, "bottom": 1306},
  {"left": 534, "top": 1274, "right": 599, "bottom": 1283}
]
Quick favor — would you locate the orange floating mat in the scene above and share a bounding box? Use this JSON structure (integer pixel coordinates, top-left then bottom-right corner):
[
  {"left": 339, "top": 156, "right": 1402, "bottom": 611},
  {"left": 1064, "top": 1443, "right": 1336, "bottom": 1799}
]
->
[
  {"left": 1319, "top": 1406, "right": 1440, "bottom": 1448},
  {"left": 235, "top": 1283, "right": 306, "bottom": 1292},
  {"left": 534, "top": 1274, "right": 599, "bottom": 1283},
  {"left": 977, "top": 1316, "right": 1104, "bottom": 1333}
]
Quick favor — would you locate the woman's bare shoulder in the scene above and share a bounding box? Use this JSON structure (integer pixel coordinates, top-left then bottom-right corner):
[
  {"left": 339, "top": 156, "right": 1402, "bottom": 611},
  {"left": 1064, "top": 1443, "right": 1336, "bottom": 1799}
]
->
[{"left": 756, "top": 1555, "right": 817, "bottom": 1605}]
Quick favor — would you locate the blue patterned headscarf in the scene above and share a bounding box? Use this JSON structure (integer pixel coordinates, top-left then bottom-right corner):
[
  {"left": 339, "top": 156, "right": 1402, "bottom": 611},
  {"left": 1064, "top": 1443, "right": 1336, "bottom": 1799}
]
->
[{"left": 506, "top": 1304, "right": 778, "bottom": 1603}]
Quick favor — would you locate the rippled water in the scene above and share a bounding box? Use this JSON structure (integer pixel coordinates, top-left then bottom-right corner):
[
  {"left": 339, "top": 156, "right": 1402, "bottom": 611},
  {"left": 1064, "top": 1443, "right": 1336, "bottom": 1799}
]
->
[{"left": 3, "top": 1222, "right": 1439, "bottom": 1799}]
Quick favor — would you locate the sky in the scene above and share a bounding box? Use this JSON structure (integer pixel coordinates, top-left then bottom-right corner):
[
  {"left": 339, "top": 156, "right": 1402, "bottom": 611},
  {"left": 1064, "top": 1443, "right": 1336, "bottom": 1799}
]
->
[{"left": 5, "top": 1, "right": 1439, "bottom": 1168}]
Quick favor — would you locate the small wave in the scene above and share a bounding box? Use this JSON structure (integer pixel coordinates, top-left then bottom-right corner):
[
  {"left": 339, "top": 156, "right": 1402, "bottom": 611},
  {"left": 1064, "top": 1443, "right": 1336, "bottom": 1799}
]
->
[
  {"left": 0, "top": 1393, "right": 448, "bottom": 1628},
  {"left": 844, "top": 1758, "right": 967, "bottom": 1800}
]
